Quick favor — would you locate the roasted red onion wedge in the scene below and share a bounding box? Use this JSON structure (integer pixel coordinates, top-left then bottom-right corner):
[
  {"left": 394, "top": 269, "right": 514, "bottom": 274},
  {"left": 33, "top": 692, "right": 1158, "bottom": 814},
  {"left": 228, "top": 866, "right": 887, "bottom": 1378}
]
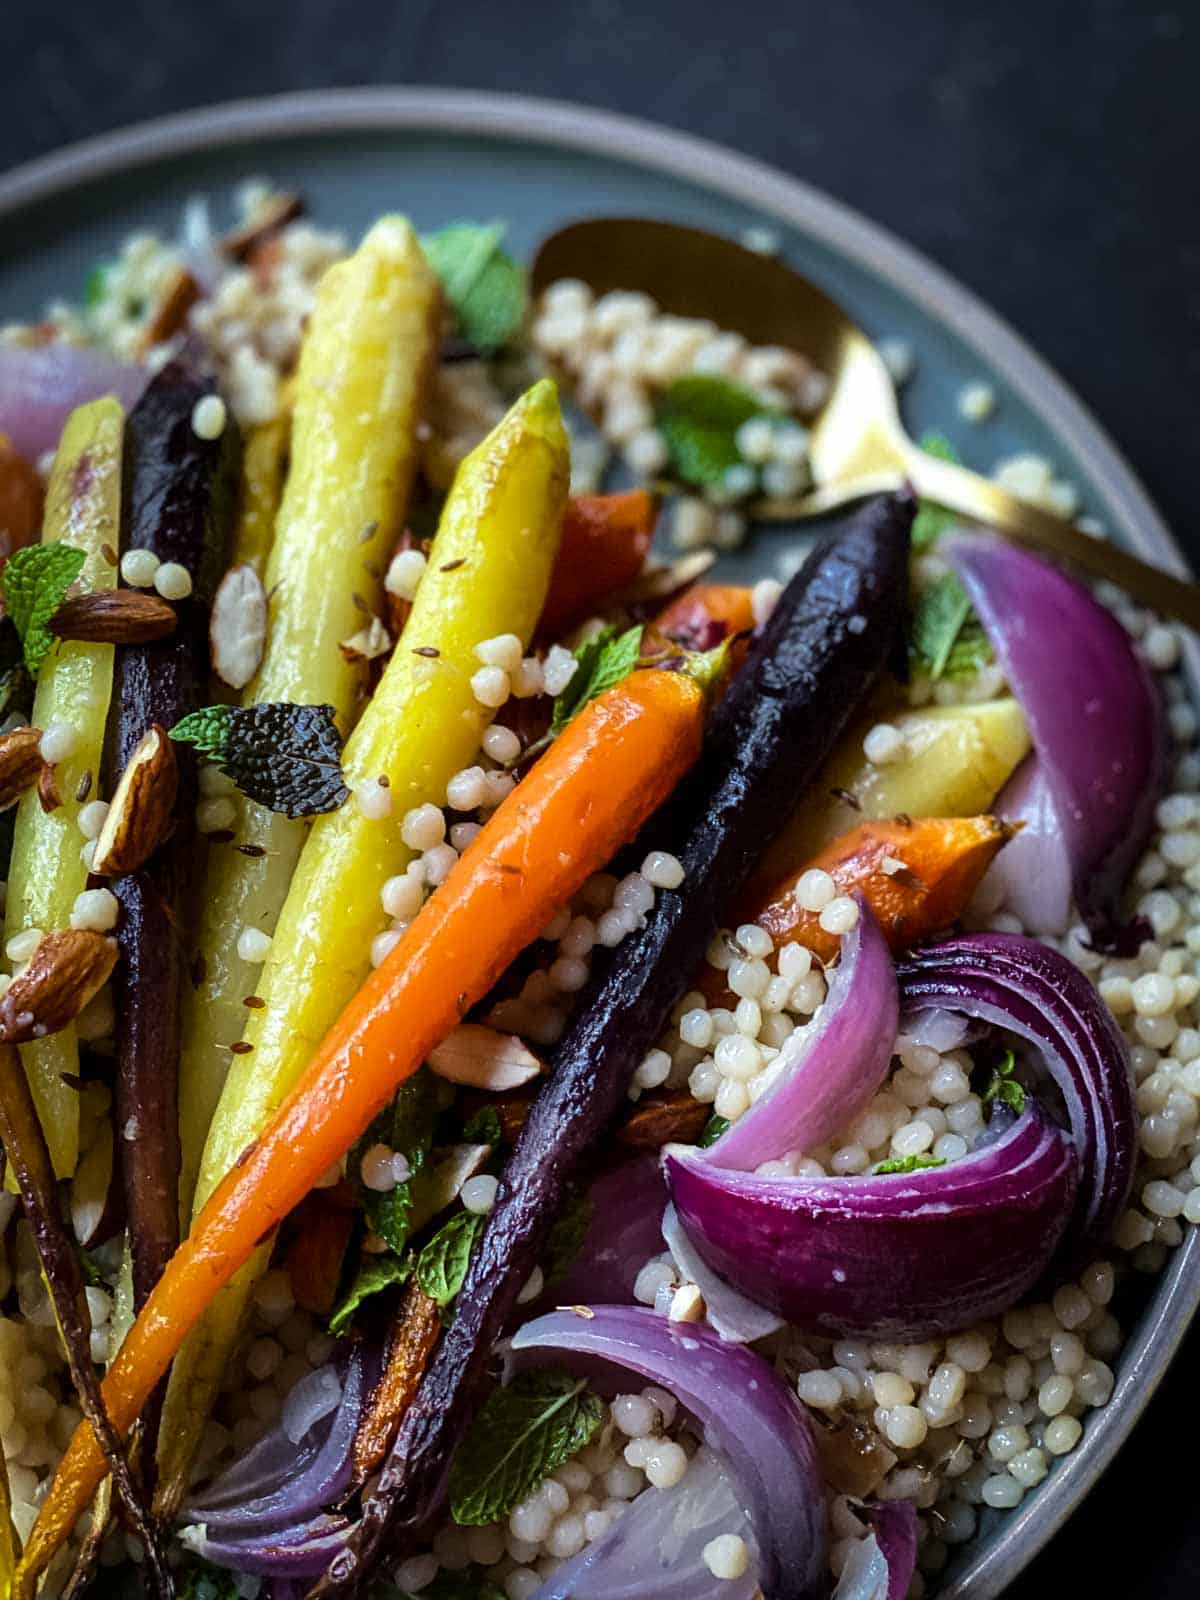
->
[
  {"left": 507, "top": 1305, "right": 828, "bottom": 1600},
  {"left": 665, "top": 1103, "right": 1078, "bottom": 1341},
  {"left": 948, "top": 533, "right": 1168, "bottom": 937}
]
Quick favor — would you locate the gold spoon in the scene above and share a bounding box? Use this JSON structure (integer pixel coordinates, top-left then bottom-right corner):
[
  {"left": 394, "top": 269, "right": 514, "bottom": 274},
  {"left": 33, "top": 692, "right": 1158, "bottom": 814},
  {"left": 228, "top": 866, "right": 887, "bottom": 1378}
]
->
[{"left": 531, "top": 217, "right": 1200, "bottom": 628}]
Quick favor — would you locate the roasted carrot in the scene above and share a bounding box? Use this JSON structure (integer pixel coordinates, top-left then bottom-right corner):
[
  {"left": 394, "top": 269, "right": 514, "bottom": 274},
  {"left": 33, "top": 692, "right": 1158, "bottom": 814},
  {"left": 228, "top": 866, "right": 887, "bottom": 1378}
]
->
[
  {"left": 538, "top": 490, "right": 656, "bottom": 638},
  {"left": 284, "top": 1189, "right": 357, "bottom": 1316},
  {"left": 18, "top": 667, "right": 705, "bottom": 1587},
  {"left": 655, "top": 582, "right": 755, "bottom": 651},
  {"left": 0, "top": 435, "right": 43, "bottom": 564},
  {"left": 352, "top": 1281, "right": 443, "bottom": 1482},
  {"left": 752, "top": 814, "right": 1013, "bottom": 964}
]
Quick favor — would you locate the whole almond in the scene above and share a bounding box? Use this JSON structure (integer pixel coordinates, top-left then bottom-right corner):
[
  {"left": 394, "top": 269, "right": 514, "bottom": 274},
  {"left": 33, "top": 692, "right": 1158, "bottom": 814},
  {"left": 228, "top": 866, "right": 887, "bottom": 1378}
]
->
[
  {"left": 210, "top": 563, "right": 268, "bottom": 689},
  {"left": 51, "top": 591, "right": 178, "bottom": 644},
  {"left": 0, "top": 930, "right": 118, "bottom": 1044},
  {"left": 617, "top": 1088, "right": 710, "bottom": 1151},
  {"left": 92, "top": 724, "right": 178, "bottom": 876},
  {"left": 0, "top": 727, "right": 45, "bottom": 809}
]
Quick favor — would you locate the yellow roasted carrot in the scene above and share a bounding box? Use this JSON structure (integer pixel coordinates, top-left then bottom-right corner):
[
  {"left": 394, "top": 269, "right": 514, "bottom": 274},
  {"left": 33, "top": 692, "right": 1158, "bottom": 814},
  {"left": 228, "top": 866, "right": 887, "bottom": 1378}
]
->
[
  {"left": 4, "top": 399, "right": 121, "bottom": 1178},
  {"left": 175, "top": 218, "right": 440, "bottom": 1217},
  {"left": 156, "top": 379, "right": 568, "bottom": 1511},
  {"left": 228, "top": 406, "right": 290, "bottom": 574}
]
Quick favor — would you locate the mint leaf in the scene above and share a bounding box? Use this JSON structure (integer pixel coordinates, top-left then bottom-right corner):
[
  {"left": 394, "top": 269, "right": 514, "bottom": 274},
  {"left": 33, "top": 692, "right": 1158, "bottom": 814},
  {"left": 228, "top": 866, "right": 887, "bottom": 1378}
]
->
[
  {"left": 423, "top": 223, "right": 526, "bottom": 354},
  {"left": 981, "top": 1047, "right": 1026, "bottom": 1116},
  {"left": 449, "top": 1371, "right": 603, "bottom": 1526},
  {"left": 698, "top": 1114, "right": 730, "bottom": 1148},
  {"left": 177, "top": 1560, "right": 241, "bottom": 1600},
  {"left": 329, "top": 1252, "right": 412, "bottom": 1337},
  {"left": 542, "top": 1189, "right": 591, "bottom": 1289},
  {"left": 550, "top": 624, "right": 643, "bottom": 735},
  {"left": 462, "top": 1106, "right": 502, "bottom": 1145},
  {"left": 170, "top": 702, "right": 349, "bottom": 816},
  {"left": 84, "top": 264, "right": 110, "bottom": 310},
  {"left": 2, "top": 543, "right": 86, "bottom": 676},
  {"left": 911, "top": 431, "right": 960, "bottom": 549},
  {"left": 353, "top": 1071, "right": 441, "bottom": 1257},
  {"left": 873, "top": 1153, "right": 947, "bottom": 1175},
  {"left": 909, "top": 574, "right": 992, "bottom": 681},
  {"left": 417, "top": 1210, "right": 486, "bottom": 1310},
  {"left": 657, "top": 375, "right": 772, "bottom": 489}
]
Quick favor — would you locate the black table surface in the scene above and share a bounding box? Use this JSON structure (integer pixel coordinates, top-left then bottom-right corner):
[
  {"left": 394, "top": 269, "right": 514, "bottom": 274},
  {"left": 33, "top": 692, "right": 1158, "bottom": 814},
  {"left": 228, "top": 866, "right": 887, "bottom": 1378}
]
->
[{"left": 4, "top": 1, "right": 1199, "bottom": 1593}]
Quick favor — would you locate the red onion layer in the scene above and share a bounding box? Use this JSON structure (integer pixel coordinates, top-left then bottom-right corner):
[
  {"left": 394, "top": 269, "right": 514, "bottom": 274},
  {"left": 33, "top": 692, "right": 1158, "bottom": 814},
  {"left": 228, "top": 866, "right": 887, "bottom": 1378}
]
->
[{"left": 0, "top": 345, "right": 149, "bottom": 460}]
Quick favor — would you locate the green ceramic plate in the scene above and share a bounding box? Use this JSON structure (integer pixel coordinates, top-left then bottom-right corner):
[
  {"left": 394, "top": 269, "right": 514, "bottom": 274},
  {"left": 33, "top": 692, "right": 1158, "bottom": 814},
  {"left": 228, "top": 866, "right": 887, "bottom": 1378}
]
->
[{"left": 0, "top": 88, "right": 1193, "bottom": 1599}]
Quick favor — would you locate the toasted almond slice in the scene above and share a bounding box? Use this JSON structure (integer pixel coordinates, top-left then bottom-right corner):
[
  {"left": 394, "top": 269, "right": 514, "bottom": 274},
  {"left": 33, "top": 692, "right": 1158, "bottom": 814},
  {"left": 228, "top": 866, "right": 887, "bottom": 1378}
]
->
[
  {"left": 426, "top": 1023, "right": 544, "bottom": 1091},
  {"left": 0, "top": 726, "right": 45, "bottom": 809},
  {"left": 221, "top": 193, "right": 305, "bottom": 261},
  {"left": 407, "top": 1143, "right": 494, "bottom": 1235},
  {"left": 338, "top": 616, "right": 393, "bottom": 664},
  {"left": 92, "top": 725, "right": 178, "bottom": 876},
  {"left": 51, "top": 590, "right": 178, "bottom": 644},
  {"left": 136, "top": 265, "right": 201, "bottom": 355},
  {"left": 0, "top": 929, "right": 118, "bottom": 1043},
  {"left": 210, "top": 562, "right": 268, "bottom": 689}
]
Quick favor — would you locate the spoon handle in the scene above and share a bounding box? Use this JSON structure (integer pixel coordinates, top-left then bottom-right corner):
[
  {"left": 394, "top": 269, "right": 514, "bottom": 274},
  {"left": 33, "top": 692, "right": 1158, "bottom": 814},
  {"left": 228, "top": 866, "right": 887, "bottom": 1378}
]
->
[{"left": 904, "top": 443, "right": 1200, "bottom": 630}]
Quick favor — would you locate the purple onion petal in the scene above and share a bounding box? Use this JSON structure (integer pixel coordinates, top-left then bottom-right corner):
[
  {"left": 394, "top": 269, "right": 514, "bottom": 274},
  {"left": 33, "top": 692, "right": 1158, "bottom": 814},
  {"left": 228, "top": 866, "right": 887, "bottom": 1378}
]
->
[
  {"left": 947, "top": 533, "right": 1168, "bottom": 934},
  {"left": 709, "top": 900, "right": 897, "bottom": 1171},
  {"left": 899, "top": 931, "right": 1136, "bottom": 1267},
  {"left": 978, "top": 756, "right": 1074, "bottom": 936},
  {"left": 0, "top": 345, "right": 149, "bottom": 460},
  {"left": 508, "top": 1305, "right": 827, "bottom": 1600},
  {"left": 542, "top": 1157, "right": 668, "bottom": 1311},
  {"left": 665, "top": 1102, "right": 1078, "bottom": 1340},
  {"left": 661, "top": 1202, "right": 784, "bottom": 1343},
  {"left": 865, "top": 1501, "right": 919, "bottom": 1600},
  {"left": 190, "top": 1513, "right": 351, "bottom": 1578}
]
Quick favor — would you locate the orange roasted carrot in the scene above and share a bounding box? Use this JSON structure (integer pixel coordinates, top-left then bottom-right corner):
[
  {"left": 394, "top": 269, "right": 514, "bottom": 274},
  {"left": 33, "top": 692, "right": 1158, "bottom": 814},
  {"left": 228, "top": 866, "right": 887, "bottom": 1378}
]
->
[
  {"left": 655, "top": 582, "right": 755, "bottom": 650},
  {"left": 0, "top": 435, "right": 44, "bottom": 565},
  {"left": 352, "top": 1281, "right": 443, "bottom": 1482},
  {"left": 538, "top": 490, "right": 657, "bottom": 637},
  {"left": 756, "top": 814, "right": 1013, "bottom": 964},
  {"left": 18, "top": 667, "right": 705, "bottom": 1588}
]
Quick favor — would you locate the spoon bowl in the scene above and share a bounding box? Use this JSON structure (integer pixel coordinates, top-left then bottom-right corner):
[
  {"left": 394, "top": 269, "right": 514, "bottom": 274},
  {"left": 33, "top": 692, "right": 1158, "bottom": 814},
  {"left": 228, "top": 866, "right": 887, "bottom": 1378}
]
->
[{"left": 532, "top": 217, "right": 1199, "bottom": 626}]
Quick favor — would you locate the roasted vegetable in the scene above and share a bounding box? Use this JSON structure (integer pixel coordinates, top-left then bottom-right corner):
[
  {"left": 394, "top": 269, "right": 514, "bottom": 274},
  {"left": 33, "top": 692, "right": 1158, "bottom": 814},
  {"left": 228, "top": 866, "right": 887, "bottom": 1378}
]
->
[
  {"left": 352, "top": 1281, "right": 443, "bottom": 1483},
  {"left": 654, "top": 581, "right": 755, "bottom": 652},
  {"left": 0, "top": 1044, "right": 170, "bottom": 1600},
  {"left": 109, "top": 359, "right": 239, "bottom": 1323},
  {"left": 228, "top": 408, "right": 290, "bottom": 574},
  {"left": 4, "top": 398, "right": 122, "bottom": 1177},
  {"left": 176, "top": 217, "right": 440, "bottom": 1218},
  {"left": 745, "top": 814, "right": 1013, "bottom": 964},
  {"left": 747, "top": 696, "right": 1031, "bottom": 905},
  {"left": 159, "top": 378, "right": 568, "bottom": 1511},
  {"left": 283, "top": 1188, "right": 356, "bottom": 1316},
  {"left": 0, "top": 435, "right": 43, "bottom": 562},
  {"left": 22, "top": 667, "right": 706, "bottom": 1583},
  {"left": 318, "top": 493, "right": 914, "bottom": 1594},
  {"left": 538, "top": 490, "right": 656, "bottom": 638}
]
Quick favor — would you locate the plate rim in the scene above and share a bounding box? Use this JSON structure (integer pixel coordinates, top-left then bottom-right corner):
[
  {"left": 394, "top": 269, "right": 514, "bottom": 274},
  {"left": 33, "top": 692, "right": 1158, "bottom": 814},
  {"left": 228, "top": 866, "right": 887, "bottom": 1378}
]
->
[{"left": 1, "top": 86, "right": 1194, "bottom": 1598}]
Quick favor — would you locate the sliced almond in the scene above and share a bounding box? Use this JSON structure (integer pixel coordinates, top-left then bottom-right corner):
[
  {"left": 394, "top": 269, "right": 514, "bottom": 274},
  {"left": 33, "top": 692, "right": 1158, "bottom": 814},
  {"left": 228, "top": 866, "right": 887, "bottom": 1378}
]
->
[
  {"left": 338, "top": 615, "right": 393, "bottom": 665},
  {"left": 37, "top": 763, "right": 62, "bottom": 814},
  {"left": 221, "top": 192, "right": 305, "bottom": 261},
  {"left": 136, "top": 265, "right": 201, "bottom": 355},
  {"left": 426, "top": 1023, "right": 544, "bottom": 1091},
  {"left": 0, "top": 929, "right": 118, "bottom": 1044},
  {"left": 51, "top": 590, "right": 177, "bottom": 644},
  {"left": 0, "top": 727, "right": 45, "bottom": 809},
  {"left": 408, "top": 1143, "right": 494, "bottom": 1235},
  {"left": 210, "top": 563, "right": 268, "bottom": 689},
  {"left": 92, "top": 725, "right": 178, "bottom": 876}
]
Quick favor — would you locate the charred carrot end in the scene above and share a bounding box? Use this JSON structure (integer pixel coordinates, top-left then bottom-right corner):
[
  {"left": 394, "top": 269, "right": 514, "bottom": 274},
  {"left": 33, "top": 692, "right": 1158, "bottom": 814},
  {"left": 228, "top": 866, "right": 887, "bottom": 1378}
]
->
[
  {"left": 19, "top": 668, "right": 705, "bottom": 1586},
  {"left": 538, "top": 490, "right": 657, "bottom": 637},
  {"left": 352, "top": 1282, "right": 443, "bottom": 1482},
  {"left": 758, "top": 814, "right": 1013, "bottom": 964},
  {"left": 656, "top": 582, "right": 755, "bottom": 651}
]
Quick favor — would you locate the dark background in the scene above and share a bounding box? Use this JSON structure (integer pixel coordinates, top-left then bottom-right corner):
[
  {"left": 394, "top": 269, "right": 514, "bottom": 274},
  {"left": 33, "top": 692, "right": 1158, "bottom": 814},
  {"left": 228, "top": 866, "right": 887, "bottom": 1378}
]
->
[{"left": 4, "top": 0, "right": 1198, "bottom": 1592}]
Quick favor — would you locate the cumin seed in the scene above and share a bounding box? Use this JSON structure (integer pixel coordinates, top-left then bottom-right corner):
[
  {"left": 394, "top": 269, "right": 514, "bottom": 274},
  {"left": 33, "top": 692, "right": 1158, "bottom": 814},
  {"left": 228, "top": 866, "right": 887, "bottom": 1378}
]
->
[
  {"left": 440, "top": 557, "right": 467, "bottom": 573},
  {"left": 75, "top": 769, "right": 93, "bottom": 803},
  {"left": 230, "top": 1040, "right": 254, "bottom": 1055},
  {"left": 413, "top": 645, "right": 440, "bottom": 658},
  {"left": 242, "top": 995, "right": 265, "bottom": 1009}
]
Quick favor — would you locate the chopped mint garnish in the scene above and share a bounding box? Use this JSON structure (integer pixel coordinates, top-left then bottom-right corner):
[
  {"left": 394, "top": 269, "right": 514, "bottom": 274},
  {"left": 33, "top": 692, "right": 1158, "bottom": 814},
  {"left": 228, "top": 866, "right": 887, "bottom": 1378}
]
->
[
  {"left": 422, "top": 222, "right": 527, "bottom": 354},
  {"left": 176, "top": 1560, "right": 242, "bottom": 1600},
  {"left": 542, "top": 1188, "right": 592, "bottom": 1289},
  {"left": 329, "top": 1253, "right": 412, "bottom": 1337},
  {"left": 449, "top": 1371, "right": 603, "bottom": 1526},
  {"left": 462, "top": 1106, "right": 503, "bottom": 1145},
  {"left": 170, "top": 701, "right": 349, "bottom": 817},
  {"left": 909, "top": 573, "right": 992, "bottom": 681},
  {"left": 656, "top": 374, "right": 776, "bottom": 489},
  {"left": 84, "top": 264, "right": 110, "bottom": 310},
  {"left": 982, "top": 1047, "right": 1026, "bottom": 1116},
  {"left": 699, "top": 1114, "right": 730, "bottom": 1148},
  {"left": 352, "top": 1072, "right": 441, "bottom": 1257},
  {"left": 873, "top": 1153, "right": 947, "bottom": 1175},
  {"left": 2, "top": 542, "right": 86, "bottom": 676},
  {"left": 549, "top": 624, "right": 643, "bottom": 735},
  {"left": 911, "top": 430, "right": 960, "bottom": 549},
  {"left": 417, "top": 1209, "right": 486, "bottom": 1312}
]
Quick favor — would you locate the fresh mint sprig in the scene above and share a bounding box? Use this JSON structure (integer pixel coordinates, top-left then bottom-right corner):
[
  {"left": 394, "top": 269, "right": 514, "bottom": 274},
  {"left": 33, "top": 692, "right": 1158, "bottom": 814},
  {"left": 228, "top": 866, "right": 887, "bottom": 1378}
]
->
[{"left": 170, "top": 701, "right": 349, "bottom": 817}]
